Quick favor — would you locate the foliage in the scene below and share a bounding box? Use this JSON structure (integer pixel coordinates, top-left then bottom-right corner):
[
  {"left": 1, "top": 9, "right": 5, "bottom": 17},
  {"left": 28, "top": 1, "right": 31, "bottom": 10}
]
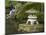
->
[
  {"left": 36, "top": 12, "right": 44, "bottom": 24},
  {"left": 6, "top": 1, "right": 44, "bottom": 33},
  {"left": 15, "top": 2, "right": 44, "bottom": 23}
]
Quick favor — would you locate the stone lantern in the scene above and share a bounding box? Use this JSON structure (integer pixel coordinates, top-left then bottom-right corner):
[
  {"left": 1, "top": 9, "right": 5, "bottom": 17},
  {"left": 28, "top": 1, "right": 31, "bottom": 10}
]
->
[{"left": 25, "top": 9, "right": 39, "bottom": 25}]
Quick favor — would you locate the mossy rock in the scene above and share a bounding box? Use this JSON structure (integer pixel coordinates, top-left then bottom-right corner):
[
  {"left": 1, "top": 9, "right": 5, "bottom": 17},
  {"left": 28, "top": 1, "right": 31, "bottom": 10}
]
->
[{"left": 18, "top": 24, "right": 44, "bottom": 32}]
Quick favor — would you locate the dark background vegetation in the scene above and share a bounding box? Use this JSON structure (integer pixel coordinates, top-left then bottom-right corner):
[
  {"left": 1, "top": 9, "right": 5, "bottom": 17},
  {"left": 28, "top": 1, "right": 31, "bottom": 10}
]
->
[{"left": 5, "top": 0, "right": 44, "bottom": 34}]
